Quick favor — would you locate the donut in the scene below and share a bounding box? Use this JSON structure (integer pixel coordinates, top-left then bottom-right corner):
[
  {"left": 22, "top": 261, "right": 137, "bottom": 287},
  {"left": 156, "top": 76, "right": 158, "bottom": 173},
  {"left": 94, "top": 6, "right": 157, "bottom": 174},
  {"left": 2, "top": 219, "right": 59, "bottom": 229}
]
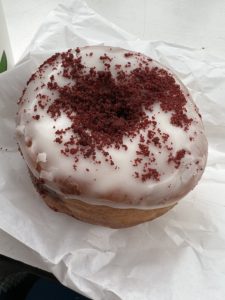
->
[{"left": 16, "top": 46, "right": 208, "bottom": 228}]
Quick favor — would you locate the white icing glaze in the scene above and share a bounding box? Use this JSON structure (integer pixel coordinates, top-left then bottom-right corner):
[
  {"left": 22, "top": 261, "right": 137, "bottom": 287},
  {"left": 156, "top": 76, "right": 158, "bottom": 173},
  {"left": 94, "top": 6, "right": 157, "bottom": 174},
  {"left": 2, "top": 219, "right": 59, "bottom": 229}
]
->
[
  {"left": 16, "top": 46, "right": 208, "bottom": 209},
  {"left": 36, "top": 152, "right": 47, "bottom": 163}
]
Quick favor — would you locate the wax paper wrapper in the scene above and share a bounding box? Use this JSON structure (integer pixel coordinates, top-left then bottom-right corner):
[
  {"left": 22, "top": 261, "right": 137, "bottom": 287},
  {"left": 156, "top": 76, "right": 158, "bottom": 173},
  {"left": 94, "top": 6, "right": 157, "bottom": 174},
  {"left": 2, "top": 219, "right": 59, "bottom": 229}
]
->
[{"left": 0, "top": 1, "right": 225, "bottom": 299}]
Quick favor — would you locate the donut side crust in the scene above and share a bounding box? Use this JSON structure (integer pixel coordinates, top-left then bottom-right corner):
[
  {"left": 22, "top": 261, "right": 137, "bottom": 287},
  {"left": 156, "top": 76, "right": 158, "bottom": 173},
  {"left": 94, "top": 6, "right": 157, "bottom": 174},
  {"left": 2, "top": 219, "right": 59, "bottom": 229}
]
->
[
  {"left": 31, "top": 171, "right": 176, "bottom": 228},
  {"left": 42, "top": 193, "right": 175, "bottom": 228}
]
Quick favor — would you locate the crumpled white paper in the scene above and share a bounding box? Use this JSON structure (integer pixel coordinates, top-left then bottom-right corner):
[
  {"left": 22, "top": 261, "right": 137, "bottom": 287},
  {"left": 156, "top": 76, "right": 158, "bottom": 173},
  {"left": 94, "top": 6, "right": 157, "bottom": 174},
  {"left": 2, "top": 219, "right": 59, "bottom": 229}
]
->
[{"left": 0, "top": 0, "right": 225, "bottom": 299}]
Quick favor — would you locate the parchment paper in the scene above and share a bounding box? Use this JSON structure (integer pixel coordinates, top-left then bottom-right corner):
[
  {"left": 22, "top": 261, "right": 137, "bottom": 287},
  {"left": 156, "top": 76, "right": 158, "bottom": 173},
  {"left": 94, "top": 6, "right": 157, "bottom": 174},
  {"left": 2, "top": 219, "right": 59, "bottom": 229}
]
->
[{"left": 0, "top": 0, "right": 225, "bottom": 299}]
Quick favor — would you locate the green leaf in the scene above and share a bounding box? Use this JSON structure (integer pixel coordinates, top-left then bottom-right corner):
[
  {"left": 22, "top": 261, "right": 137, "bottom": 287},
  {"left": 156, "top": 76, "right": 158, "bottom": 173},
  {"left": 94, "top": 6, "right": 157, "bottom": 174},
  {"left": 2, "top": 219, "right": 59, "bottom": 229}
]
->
[{"left": 0, "top": 51, "right": 7, "bottom": 73}]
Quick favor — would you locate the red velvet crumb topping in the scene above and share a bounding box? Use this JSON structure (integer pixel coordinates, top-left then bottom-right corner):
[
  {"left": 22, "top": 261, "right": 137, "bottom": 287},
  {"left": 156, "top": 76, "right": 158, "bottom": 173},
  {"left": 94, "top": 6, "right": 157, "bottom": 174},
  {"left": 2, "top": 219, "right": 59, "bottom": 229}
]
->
[{"left": 22, "top": 48, "right": 193, "bottom": 182}]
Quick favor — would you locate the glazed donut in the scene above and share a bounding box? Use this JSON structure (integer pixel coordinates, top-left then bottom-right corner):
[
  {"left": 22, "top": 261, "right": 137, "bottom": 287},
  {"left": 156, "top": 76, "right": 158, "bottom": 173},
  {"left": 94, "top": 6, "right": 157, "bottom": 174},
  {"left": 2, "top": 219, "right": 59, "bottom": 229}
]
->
[{"left": 16, "top": 46, "right": 208, "bottom": 228}]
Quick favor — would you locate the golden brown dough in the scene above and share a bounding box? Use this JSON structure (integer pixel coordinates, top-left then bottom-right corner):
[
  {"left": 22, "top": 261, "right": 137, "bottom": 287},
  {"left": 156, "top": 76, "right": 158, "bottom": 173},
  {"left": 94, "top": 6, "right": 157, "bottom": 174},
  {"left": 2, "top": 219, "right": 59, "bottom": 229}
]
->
[{"left": 42, "top": 193, "right": 175, "bottom": 228}]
